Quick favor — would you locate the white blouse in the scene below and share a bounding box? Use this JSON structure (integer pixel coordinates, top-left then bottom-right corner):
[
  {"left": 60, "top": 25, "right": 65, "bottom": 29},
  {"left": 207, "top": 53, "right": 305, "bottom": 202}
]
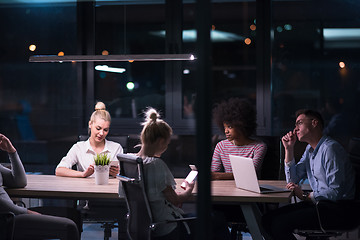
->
[{"left": 56, "top": 139, "right": 123, "bottom": 175}]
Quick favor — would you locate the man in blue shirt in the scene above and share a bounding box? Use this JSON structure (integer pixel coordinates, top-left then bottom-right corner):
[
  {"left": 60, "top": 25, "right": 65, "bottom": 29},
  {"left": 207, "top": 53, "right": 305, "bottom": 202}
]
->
[{"left": 262, "top": 109, "right": 356, "bottom": 240}]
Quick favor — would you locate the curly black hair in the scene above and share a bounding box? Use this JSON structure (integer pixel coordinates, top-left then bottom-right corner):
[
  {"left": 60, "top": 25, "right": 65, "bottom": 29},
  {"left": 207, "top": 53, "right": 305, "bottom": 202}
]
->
[{"left": 212, "top": 98, "right": 257, "bottom": 137}]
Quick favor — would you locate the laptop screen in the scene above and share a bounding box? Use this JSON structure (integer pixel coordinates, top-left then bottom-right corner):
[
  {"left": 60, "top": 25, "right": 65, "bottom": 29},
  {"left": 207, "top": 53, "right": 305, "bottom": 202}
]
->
[{"left": 229, "top": 155, "right": 261, "bottom": 193}]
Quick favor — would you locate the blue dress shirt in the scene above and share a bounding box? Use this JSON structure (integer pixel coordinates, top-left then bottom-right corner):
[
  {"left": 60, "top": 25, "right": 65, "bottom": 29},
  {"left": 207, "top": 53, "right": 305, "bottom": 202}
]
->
[{"left": 285, "top": 136, "right": 355, "bottom": 202}]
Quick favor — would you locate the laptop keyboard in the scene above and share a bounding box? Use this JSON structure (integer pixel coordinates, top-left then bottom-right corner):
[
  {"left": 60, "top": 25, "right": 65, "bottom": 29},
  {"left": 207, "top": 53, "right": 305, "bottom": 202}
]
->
[{"left": 260, "top": 186, "right": 272, "bottom": 191}]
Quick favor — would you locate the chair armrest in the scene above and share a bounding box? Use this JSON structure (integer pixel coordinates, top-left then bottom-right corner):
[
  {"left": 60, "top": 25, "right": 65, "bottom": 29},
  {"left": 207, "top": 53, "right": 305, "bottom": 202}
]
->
[
  {"left": 0, "top": 211, "right": 15, "bottom": 217},
  {"left": 13, "top": 200, "right": 26, "bottom": 207},
  {"left": 314, "top": 201, "right": 327, "bottom": 233},
  {"left": 151, "top": 217, "right": 197, "bottom": 235},
  {"left": 152, "top": 216, "right": 197, "bottom": 226},
  {"left": 116, "top": 174, "right": 138, "bottom": 183},
  {"left": 165, "top": 216, "right": 197, "bottom": 223}
]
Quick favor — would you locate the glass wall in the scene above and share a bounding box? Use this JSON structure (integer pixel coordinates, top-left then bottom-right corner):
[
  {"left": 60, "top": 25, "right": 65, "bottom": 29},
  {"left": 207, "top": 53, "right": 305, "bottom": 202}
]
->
[
  {"left": 182, "top": 2, "right": 257, "bottom": 122},
  {"left": 0, "top": 4, "right": 78, "bottom": 141},
  {"left": 94, "top": 4, "right": 166, "bottom": 119},
  {"left": 272, "top": 0, "right": 360, "bottom": 148},
  {"left": 93, "top": 1, "right": 258, "bottom": 135},
  {"left": 1, "top": 0, "right": 359, "bottom": 169},
  {"left": 0, "top": 3, "right": 78, "bottom": 170}
]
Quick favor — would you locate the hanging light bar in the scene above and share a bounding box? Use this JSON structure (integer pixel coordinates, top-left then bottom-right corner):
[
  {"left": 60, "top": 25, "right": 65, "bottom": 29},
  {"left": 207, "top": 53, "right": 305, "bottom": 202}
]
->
[{"left": 29, "top": 54, "right": 196, "bottom": 63}]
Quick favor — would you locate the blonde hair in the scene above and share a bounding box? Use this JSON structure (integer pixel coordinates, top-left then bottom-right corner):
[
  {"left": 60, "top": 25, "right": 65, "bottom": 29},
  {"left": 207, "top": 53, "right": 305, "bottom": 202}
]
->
[
  {"left": 89, "top": 101, "right": 111, "bottom": 123},
  {"left": 140, "top": 108, "right": 172, "bottom": 146}
]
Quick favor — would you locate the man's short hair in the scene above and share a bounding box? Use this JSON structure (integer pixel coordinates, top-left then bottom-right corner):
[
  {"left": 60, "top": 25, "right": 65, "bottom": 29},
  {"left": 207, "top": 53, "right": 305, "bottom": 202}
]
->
[{"left": 295, "top": 109, "right": 324, "bottom": 130}]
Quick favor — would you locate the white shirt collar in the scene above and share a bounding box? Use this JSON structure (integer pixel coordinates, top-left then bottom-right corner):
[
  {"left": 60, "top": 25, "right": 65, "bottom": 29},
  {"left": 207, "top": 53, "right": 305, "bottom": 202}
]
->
[{"left": 85, "top": 139, "right": 111, "bottom": 154}]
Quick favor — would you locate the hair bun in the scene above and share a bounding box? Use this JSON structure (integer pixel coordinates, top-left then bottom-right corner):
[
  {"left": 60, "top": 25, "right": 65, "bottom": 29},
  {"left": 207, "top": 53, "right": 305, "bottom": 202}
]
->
[
  {"left": 95, "top": 101, "right": 106, "bottom": 111},
  {"left": 149, "top": 112, "right": 157, "bottom": 121},
  {"left": 144, "top": 107, "right": 160, "bottom": 123}
]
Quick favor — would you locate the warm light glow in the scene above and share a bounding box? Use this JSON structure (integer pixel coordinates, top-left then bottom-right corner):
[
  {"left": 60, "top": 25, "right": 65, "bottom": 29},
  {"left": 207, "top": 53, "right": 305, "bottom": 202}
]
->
[
  {"left": 250, "top": 24, "right": 256, "bottom": 31},
  {"left": 212, "top": 25, "right": 216, "bottom": 30},
  {"left": 128, "top": 60, "right": 134, "bottom": 63},
  {"left": 339, "top": 61, "right": 345, "bottom": 68},
  {"left": 244, "top": 38, "right": 251, "bottom": 45},
  {"left": 102, "top": 50, "right": 109, "bottom": 55},
  {"left": 58, "top": 51, "right": 64, "bottom": 56},
  {"left": 29, "top": 44, "right": 36, "bottom": 51}
]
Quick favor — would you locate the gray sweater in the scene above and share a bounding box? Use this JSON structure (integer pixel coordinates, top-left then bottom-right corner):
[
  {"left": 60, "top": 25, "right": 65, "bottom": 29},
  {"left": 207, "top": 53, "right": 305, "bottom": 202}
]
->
[{"left": 0, "top": 152, "right": 28, "bottom": 215}]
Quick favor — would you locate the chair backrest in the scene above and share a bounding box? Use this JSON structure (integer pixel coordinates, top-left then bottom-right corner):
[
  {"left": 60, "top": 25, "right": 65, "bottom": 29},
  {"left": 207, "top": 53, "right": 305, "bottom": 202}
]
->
[
  {"left": 79, "top": 135, "right": 129, "bottom": 153},
  {"left": 256, "top": 136, "right": 282, "bottom": 180},
  {"left": 0, "top": 212, "right": 15, "bottom": 240},
  {"left": 117, "top": 154, "right": 153, "bottom": 240}
]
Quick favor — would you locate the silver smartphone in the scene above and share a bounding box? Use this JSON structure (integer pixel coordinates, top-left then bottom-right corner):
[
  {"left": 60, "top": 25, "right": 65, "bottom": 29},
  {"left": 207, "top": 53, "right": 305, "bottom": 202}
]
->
[
  {"left": 109, "top": 160, "right": 119, "bottom": 167},
  {"left": 181, "top": 165, "right": 198, "bottom": 189}
]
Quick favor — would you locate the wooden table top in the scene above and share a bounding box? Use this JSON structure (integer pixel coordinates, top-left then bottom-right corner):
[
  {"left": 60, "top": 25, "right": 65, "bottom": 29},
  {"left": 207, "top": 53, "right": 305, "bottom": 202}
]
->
[
  {"left": 6, "top": 174, "right": 120, "bottom": 199},
  {"left": 6, "top": 174, "right": 292, "bottom": 203}
]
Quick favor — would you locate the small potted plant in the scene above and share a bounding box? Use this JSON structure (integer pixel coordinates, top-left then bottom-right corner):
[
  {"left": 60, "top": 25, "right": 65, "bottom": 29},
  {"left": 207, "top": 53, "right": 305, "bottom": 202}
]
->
[{"left": 94, "top": 153, "right": 110, "bottom": 185}]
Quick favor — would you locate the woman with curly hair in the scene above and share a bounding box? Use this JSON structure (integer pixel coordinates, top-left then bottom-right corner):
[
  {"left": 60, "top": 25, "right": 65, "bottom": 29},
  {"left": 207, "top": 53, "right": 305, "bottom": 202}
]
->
[{"left": 211, "top": 97, "right": 267, "bottom": 180}]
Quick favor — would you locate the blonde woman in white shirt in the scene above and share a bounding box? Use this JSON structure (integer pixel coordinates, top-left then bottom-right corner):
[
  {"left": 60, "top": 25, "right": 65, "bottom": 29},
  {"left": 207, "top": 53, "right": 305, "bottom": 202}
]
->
[{"left": 56, "top": 102, "right": 123, "bottom": 177}]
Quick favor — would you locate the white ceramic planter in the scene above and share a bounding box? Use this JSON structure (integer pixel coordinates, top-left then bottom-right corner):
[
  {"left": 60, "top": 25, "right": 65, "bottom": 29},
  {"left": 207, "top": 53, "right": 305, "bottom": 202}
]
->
[{"left": 94, "top": 165, "right": 109, "bottom": 185}]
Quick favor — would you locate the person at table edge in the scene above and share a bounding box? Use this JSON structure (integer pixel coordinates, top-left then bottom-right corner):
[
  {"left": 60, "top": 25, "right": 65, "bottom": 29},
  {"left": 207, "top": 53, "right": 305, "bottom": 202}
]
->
[
  {"left": 0, "top": 133, "right": 79, "bottom": 240},
  {"left": 262, "top": 109, "right": 356, "bottom": 240}
]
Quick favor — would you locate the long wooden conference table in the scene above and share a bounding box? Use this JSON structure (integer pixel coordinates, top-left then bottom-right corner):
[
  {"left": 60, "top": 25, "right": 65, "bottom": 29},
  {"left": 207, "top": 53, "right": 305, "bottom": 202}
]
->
[{"left": 6, "top": 175, "right": 293, "bottom": 240}]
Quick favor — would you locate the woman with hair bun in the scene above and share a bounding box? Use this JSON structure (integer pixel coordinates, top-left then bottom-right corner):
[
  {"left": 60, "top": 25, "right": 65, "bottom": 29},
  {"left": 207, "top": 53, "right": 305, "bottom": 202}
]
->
[
  {"left": 135, "top": 107, "right": 195, "bottom": 239},
  {"left": 56, "top": 101, "right": 123, "bottom": 178}
]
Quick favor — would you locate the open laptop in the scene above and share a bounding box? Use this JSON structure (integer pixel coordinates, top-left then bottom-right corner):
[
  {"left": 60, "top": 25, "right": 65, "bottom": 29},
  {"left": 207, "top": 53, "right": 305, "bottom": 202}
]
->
[{"left": 229, "top": 155, "right": 291, "bottom": 194}]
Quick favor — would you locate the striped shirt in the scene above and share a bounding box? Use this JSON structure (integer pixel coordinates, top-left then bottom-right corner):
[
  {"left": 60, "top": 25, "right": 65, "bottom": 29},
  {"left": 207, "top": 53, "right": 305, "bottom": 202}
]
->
[{"left": 211, "top": 139, "right": 267, "bottom": 174}]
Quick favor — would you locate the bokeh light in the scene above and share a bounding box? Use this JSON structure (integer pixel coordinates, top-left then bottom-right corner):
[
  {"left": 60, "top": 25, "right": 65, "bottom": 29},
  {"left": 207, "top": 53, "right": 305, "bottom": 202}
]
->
[
  {"left": 284, "top": 24, "right": 292, "bottom": 31},
  {"left": 29, "top": 44, "right": 36, "bottom": 51},
  {"left": 126, "top": 82, "right": 135, "bottom": 91},
  {"left": 339, "top": 61, "right": 345, "bottom": 69}
]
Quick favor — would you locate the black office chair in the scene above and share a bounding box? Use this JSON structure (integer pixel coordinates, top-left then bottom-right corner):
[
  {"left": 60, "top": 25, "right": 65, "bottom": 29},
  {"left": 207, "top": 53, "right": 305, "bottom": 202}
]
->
[
  {"left": 294, "top": 200, "right": 360, "bottom": 240},
  {"left": 78, "top": 135, "right": 129, "bottom": 240},
  {"left": 0, "top": 212, "right": 15, "bottom": 240},
  {"left": 117, "top": 153, "right": 196, "bottom": 240},
  {"left": 294, "top": 137, "right": 360, "bottom": 240}
]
